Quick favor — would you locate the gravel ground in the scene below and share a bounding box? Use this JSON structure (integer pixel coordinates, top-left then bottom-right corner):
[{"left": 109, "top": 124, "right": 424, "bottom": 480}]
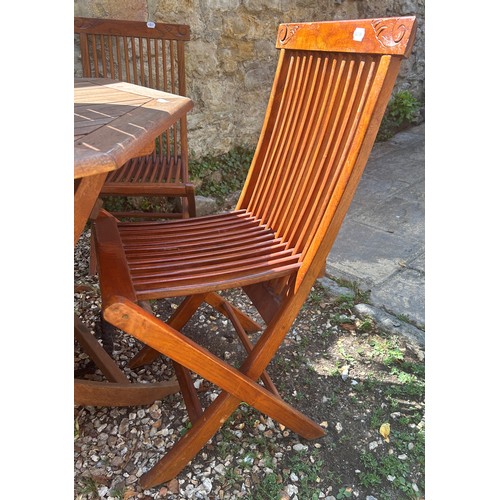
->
[{"left": 74, "top": 228, "right": 425, "bottom": 500}]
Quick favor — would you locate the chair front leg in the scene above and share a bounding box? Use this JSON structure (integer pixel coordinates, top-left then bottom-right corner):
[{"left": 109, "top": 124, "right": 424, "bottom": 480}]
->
[{"left": 140, "top": 390, "right": 242, "bottom": 487}]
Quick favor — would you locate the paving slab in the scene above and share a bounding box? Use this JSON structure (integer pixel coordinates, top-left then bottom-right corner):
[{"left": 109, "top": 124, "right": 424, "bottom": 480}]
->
[
  {"left": 326, "top": 221, "right": 418, "bottom": 286},
  {"left": 370, "top": 266, "right": 425, "bottom": 328},
  {"left": 325, "top": 123, "right": 425, "bottom": 341}
]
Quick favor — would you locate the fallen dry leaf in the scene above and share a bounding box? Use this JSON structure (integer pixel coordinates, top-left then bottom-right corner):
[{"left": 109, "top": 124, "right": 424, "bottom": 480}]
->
[
  {"left": 167, "top": 478, "right": 179, "bottom": 494},
  {"left": 124, "top": 489, "right": 137, "bottom": 500},
  {"left": 340, "top": 323, "right": 356, "bottom": 331},
  {"left": 380, "top": 422, "right": 391, "bottom": 442}
]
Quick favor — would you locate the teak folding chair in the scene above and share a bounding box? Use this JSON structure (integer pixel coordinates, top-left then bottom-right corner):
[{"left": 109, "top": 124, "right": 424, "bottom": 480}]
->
[
  {"left": 92, "top": 16, "right": 417, "bottom": 487},
  {"left": 74, "top": 17, "right": 196, "bottom": 219}
]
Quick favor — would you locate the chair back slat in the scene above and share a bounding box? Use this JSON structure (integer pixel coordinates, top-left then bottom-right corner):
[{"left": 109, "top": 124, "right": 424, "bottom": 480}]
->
[
  {"left": 238, "top": 17, "right": 416, "bottom": 285},
  {"left": 241, "top": 51, "right": 382, "bottom": 252},
  {"left": 292, "top": 54, "right": 379, "bottom": 256}
]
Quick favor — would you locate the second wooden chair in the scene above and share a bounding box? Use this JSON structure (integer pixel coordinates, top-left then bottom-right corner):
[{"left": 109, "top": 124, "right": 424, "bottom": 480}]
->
[{"left": 75, "top": 17, "right": 196, "bottom": 219}]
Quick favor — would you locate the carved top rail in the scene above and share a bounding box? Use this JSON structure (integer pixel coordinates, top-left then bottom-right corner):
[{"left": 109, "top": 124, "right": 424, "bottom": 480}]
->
[{"left": 277, "top": 17, "right": 416, "bottom": 58}]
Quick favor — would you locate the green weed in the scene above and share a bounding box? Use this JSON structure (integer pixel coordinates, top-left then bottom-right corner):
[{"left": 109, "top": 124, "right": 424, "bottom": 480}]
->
[
  {"left": 377, "top": 90, "right": 420, "bottom": 141},
  {"left": 190, "top": 146, "right": 253, "bottom": 202},
  {"left": 74, "top": 418, "right": 80, "bottom": 441},
  {"left": 336, "top": 486, "right": 353, "bottom": 498},
  {"left": 76, "top": 477, "right": 99, "bottom": 497},
  {"left": 109, "top": 485, "right": 125, "bottom": 499},
  {"left": 249, "top": 472, "right": 283, "bottom": 499},
  {"left": 370, "top": 337, "right": 405, "bottom": 366},
  {"left": 287, "top": 449, "right": 324, "bottom": 497}
]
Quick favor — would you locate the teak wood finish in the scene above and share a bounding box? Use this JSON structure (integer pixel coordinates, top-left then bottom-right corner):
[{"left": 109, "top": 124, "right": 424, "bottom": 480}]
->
[
  {"left": 74, "top": 77, "right": 193, "bottom": 406},
  {"left": 75, "top": 17, "right": 195, "bottom": 219},
  {"left": 92, "top": 17, "right": 417, "bottom": 487}
]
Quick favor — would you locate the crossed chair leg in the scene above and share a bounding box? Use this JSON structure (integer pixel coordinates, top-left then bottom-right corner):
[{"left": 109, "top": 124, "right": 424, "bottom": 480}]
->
[{"left": 103, "top": 291, "right": 326, "bottom": 488}]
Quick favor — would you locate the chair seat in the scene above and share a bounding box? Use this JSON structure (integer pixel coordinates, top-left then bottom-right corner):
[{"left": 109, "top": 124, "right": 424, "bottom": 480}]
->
[{"left": 96, "top": 210, "right": 302, "bottom": 302}]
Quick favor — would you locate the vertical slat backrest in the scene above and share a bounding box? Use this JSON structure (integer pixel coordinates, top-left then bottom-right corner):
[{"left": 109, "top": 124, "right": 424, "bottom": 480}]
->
[
  {"left": 238, "top": 18, "right": 416, "bottom": 287},
  {"left": 74, "top": 17, "right": 190, "bottom": 169}
]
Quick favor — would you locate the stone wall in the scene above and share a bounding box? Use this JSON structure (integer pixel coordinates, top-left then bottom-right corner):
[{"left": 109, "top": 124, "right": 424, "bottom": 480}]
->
[{"left": 74, "top": 0, "right": 424, "bottom": 158}]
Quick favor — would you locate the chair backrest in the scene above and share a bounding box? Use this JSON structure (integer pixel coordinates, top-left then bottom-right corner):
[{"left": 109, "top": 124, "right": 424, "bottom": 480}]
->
[
  {"left": 237, "top": 17, "right": 416, "bottom": 289},
  {"left": 74, "top": 17, "right": 190, "bottom": 165}
]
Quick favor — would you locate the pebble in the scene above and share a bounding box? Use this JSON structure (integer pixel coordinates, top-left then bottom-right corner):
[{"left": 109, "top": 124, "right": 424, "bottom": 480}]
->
[
  {"left": 148, "top": 404, "right": 161, "bottom": 420},
  {"left": 118, "top": 418, "right": 129, "bottom": 434},
  {"left": 293, "top": 443, "right": 308, "bottom": 452},
  {"left": 98, "top": 486, "right": 109, "bottom": 497},
  {"left": 202, "top": 478, "right": 213, "bottom": 494},
  {"left": 214, "top": 464, "right": 225, "bottom": 475}
]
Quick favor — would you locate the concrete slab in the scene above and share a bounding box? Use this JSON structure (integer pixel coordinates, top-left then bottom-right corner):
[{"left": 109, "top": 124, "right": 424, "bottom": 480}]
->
[
  {"left": 326, "top": 220, "right": 419, "bottom": 286},
  {"left": 356, "top": 195, "right": 424, "bottom": 241},
  {"left": 370, "top": 267, "right": 425, "bottom": 328},
  {"left": 345, "top": 175, "right": 411, "bottom": 219},
  {"left": 408, "top": 252, "right": 425, "bottom": 273}
]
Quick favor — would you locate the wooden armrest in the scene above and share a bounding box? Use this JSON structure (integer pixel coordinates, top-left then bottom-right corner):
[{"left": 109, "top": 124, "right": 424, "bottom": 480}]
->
[{"left": 93, "top": 211, "right": 137, "bottom": 306}]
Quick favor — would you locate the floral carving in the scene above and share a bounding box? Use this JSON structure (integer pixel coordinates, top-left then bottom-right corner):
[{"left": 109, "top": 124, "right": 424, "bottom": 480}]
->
[
  {"left": 371, "top": 18, "right": 409, "bottom": 48},
  {"left": 278, "top": 24, "right": 301, "bottom": 46}
]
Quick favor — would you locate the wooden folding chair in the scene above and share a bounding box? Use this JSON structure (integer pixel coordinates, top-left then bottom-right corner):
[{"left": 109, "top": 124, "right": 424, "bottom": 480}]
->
[
  {"left": 75, "top": 17, "right": 196, "bottom": 219},
  {"left": 92, "top": 16, "right": 417, "bottom": 487}
]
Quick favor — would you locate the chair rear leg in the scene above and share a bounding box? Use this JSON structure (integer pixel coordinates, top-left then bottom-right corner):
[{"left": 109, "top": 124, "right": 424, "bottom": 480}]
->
[
  {"left": 137, "top": 299, "right": 203, "bottom": 421},
  {"left": 205, "top": 291, "right": 262, "bottom": 333},
  {"left": 128, "top": 291, "right": 261, "bottom": 368},
  {"left": 185, "top": 183, "right": 196, "bottom": 218},
  {"left": 220, "top": 300, "right": 279, "bottom": 396},
  {"left": 172, "top": 361, "right": 204, "bottom": 422}
]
